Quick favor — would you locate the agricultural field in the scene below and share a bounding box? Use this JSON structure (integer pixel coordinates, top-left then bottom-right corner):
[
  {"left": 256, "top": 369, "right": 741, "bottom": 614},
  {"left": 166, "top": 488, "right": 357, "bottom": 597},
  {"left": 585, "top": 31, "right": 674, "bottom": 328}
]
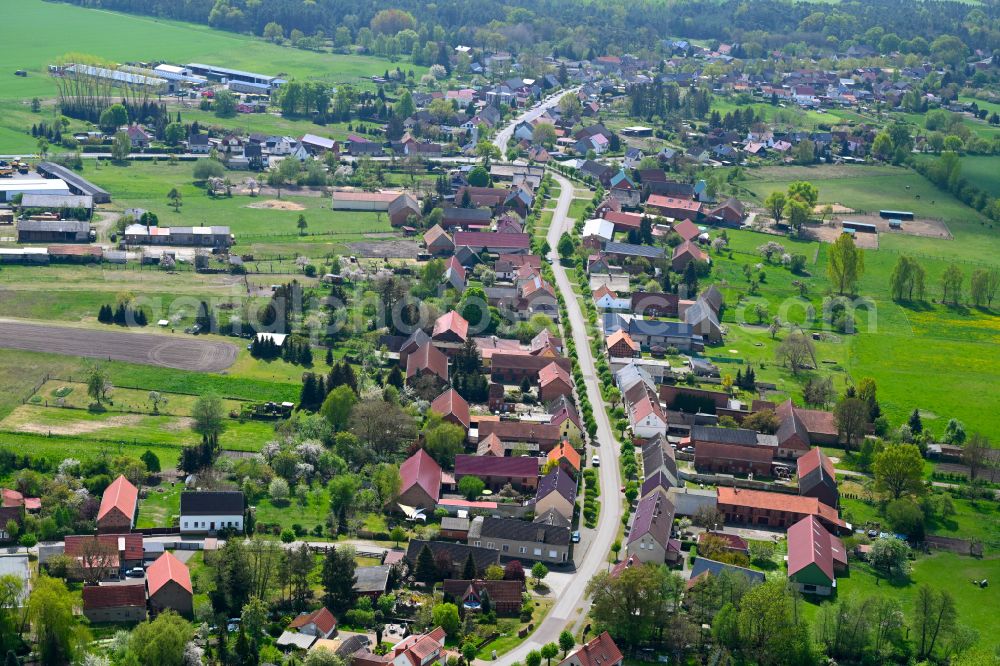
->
[
  {"left": 957, "top": 155, "right": 1000, "bottom": 198},
  {"left": 0, "top": 0, "right": 421, "bottom": 149}
]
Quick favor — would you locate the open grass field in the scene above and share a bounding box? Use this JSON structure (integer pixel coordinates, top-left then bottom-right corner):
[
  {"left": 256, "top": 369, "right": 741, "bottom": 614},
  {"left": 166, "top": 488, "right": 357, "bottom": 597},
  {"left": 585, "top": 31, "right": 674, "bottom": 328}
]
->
[
  {"left": 957, "top": 155, "right": 1000, "bottom": 199},
  {"left": 800, "top": 552, "right": 1000, "bottom": 647},
  {"left": 735, "top": 163, "right": 1000, "bottom": 440},
  {"left": 0, "top": 0, "right": 425, "bottom": 152}
]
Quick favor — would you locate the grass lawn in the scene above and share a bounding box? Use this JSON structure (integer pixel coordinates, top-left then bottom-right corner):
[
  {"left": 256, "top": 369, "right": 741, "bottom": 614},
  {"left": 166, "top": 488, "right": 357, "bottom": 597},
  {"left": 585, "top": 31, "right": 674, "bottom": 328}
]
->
[
  {"left": 474, "top": 597, "right": 555, "bottom": 658},
  {"left": 136, "top": 482, "right": 183, "bottom": 528},
  {"left": 568, "top": 199, "right": 591, "bottom": 223},
  {"left": 801, "top": 552, "right": 1000, "bottom": 649},
  {"left": 733, "top": 163, "right": 1000, "bottom": 439},
  {"left": 957, "top": 155, "right": 1000, "bottom": 198},
  {"left": 0, "top": 431, "right": 181, "bottom": 468},
  {"left": 254, "top": 485, "right": 331, "bottom": 534}
]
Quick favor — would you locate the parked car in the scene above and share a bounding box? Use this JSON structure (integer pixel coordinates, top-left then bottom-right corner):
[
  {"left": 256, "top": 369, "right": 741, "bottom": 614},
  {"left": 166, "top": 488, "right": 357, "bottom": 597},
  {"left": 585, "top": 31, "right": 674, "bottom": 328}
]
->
[
  {"left": 125, "top": 567, "right": 145, "bottom": 578},
  {"left": 591, "top": 455, "right": 600, "bottom": 467},
  {"left": 571, "top": 531, "right": 581, "bottom": 543}
]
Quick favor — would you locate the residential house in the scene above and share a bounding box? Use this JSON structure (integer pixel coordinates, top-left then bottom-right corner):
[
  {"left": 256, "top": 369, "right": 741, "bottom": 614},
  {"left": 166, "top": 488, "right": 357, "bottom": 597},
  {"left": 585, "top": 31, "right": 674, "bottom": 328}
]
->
[
  {"left": 626, "top": 489, "right": 676, "bottom": 564},
  {"left": 477, "top": 420, "right": 562, "bottom": 452},
  {"left": 538, "top": 362, "right": 573, "bottom": 403},
  {"left": 593, "top": 285, "right": 630, "bottom": 311},
  {"left": 716, "top": 487, "right": 847, "bottom": 534},
  {"left": 188, "top": 133, "right": 210, "bottom": 154},
  {"left": 558, "top": 632, "right": 623, "bottom": 666},
  {"left": 626, "top": 319, "right": 703, "bottom": 353},
  {"left": 549, "top": 398, "right": 584, "bottom": 445},
  {"left": 442, "top": 256, "right": 467, "bottom": 293},
  {"left": 609, "top": 171, "right": 640, "bottom": 207},
  {"left": 82, "top": 584, "right": 147, "bottom": 624},
  {"left": 454, "top": 455, "right": 539, "bottom": 492},
  {"left": 706, "top": 198, "right": 746, "bottom": 226},
  {"left": 404, "top": 540, "right": 500, "bottom": 578},
  {"left": 646, "top": 195, "right": 702, "bottom": 220},
  {"left": 787, "top": 515, "right": 847, "bottom": 596},
  {"left": 288, "top": 607, "right": 338, "bottom": 638},
  {"left": 546, "top": 438, "right": 582, "bottom": 476},
  {"left": 582, "top": 218, "right": 615, "bottom": 247},
  {"left": 424, "top": 225, "right": 454, "bottom": 256},
  {"left": 686, "top": 557, "right": 765, "bottom": 592},
  {"left": 300, "top": 134, "right": 338, "bottom": 156},
  {"left": 432, "top": 311, "right": 470, "bottom": 344},
  {"left": 797, "top": 448, "right": 838, "bottom": 508},
  {"left": 533, "top": 468, "right": 577, "bottom": 522},
  {"left": 628, "top": 387, "right": 668, "bottom": 439},
  {"left": 684, "top": 295, "right": 723, "bottom": 344},
  {"left": 453, "top": 231, "right": 530, "bottom": 254},
  {"left": 406, "top": 342, "right": 449, "bottom": 387},
  {"left": 606, "top": 329, "right": 639, "bottom": 359},
  {"left": 126, "top": 125, "right": 152, "bottom": 149},
  {"left": 671, "top": 240, "right": 707, "bottom": 273},
  {"left": 64, "top": 534, "right": 144, "bottom": 581},
  {"left": 398, "top": 449, "right": 443, "bottom": 512},
  {"left": 775, "top": 399, "right": 840, "bottom": 458},
  {"left": 179, "top": 491, "right": 245, "bottom": 534},
  {"left": 97, "top": 475, "right": 138, "bottom": 533},
  {"left": 672, "top": 219, "right": 700, "bottom": 242},
  {"left": 146, "top": 551, "right": 193, "bottom": 616},
  {"left": 467, "top": 516, "right": 570, "bottom": 564},
  {"left": 631, "top": 292, "right": 678, "bottom": 318},
  {"left": 490, "top": 353, "right": 571, "bottom": 385},
  {"left": 692, "top": 426, "right": 776, "bottom": 476},
  {"left": 443, "top": 207, "right": 493, "bottom": 230},
  {"left": 441, "top": 579, "right": 524, "bottom": 615},
  {"left": 641, "top": 435, "right": 679, "bottom": 496},
  {"left": 388, "top": 193, "right": 421, "bottom": 227},
  {"left": 430, "top": 389, "right": 471, "bottom": 431}
]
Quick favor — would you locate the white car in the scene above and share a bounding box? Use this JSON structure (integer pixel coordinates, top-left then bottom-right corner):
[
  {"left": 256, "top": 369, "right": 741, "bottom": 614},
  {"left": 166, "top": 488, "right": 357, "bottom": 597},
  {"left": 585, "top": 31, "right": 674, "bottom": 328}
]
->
[{"left": 591, "top": 455, "right": 600, "bottom": 467}]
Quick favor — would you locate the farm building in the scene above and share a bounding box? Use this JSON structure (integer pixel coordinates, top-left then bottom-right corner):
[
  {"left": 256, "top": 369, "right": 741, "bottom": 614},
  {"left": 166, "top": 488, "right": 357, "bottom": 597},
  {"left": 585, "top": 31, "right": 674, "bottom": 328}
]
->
[
  {"left": 330, "top": 190, "right": 402, "bottom": 212},
  {"left": 184, "top": 63, "right": 285, "bottom": 91},
  {"left": 16, "top": 219, "right": 91, "bottom": 243},
  {"left": 37, "top": 162, "right": 111, "bottom": 203},
  {"left": 0, "top": 178, "right": 71, "bottom": 203},
  {"left": 123, "top": 224, "right": 232, "bottom": 248},
  {"left": 62, "top": 64, "right": 167, "bottom": 94},
  {"left": 20, "top": 193, "right": 94, "bottom": 217},
  {"left": 842, "top": 220, "right": 878, "bottom": 234},
  {"left": 0, "top": 247, "right": 49, "bottom": 264},
  {"left": 82, "top": 584, "right": 147, "bottom": 624},
  {"left": 879, "top": 210, "right": 914, "bottom": 221},
  {"left": 146, "top": 552, "right": 193, "bottom": 616}
]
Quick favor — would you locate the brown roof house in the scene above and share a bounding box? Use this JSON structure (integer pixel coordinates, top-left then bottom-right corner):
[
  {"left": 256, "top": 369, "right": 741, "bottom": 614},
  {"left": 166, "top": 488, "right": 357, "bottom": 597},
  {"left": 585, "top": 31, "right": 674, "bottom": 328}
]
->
[
  {"left": 96, "top": 475, "right": 138, "bottom": 533},
  {"left": 388, "top": 193, "right": 421, "bottom": 227},
  {"left": 82, "top": 584, "right": 147, "bottom": 624},
  {"left": 398, "top": 449, "right": 443, "bottom": 512},
  {"left": 455, "top": 455, "right": 539, "bottom": 492},
  {"left": 430, "top": 389, "right": 471, "bottom": 431},
  {"left": 538, "top": 362, "right": 573, "bottom": 403},
  {"left": 692, "top": 426, "right": 776, "bottom": 477},
  {"left": 441, "top": 579, "right": 524, "bottom": 615},
  {"left": 775, "top": 399, "right": 841, "bottom": 459},
  {"left": 289, "top": 607, "right": 337, "bottom": 638},
  {"left": 671, "top": 240, "right": 707, "bottom": 273},
  {"left": 424, "top": 225, "right": 454, "bottom": 256},
  {"left": 406, "top": 342, "right": 449, "bottom": 387},
  {"left": 146, "top": 551, "right": 193, "bottom": 616}
]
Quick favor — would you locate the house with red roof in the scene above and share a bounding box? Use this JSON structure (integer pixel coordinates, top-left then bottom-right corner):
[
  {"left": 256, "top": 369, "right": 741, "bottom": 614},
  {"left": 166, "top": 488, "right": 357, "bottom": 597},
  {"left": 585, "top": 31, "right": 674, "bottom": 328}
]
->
[
  {"left": 0, "top": 488, "right": 40, "bottom": 532},
  {"left": 558, "top": 632, "right": 623, "bottom": 666},
  {"left": 398, "top": 449, "right": 443, "bottom": 512},
  {"left": 717, "top": 487, "right": 847, "bottom": 534},
  {"left": 424, "top": 225, "right": 454, "bottom": 256},
  {"left": 441, "top": 579, "right": 524, "bottom": 615},
  {"left": 406, "top": 342, "right": 449, "bottom": 387},
  {"left": 82, "top": 584, "right": 147, "bottom": 624},
  {"left": 538, "top": 362, "right": 573, "bottom": 403},
  {"left": 775, "top": 400, "right": 840, "bottom": 459},
  {"left": 602, "top": 211, "right": 644, "bottom": 233},
  {"left": 146, "top": 551, "right": 193, "bottom": 616},
  {"left": 476, "top": 420, "right": 563, "bottom": 452},
  {"left": 672, "top": 219, "right": 701, "bottom": 242},
  {"left": 432, "top": 311, "right": 469, "bottom": 344},
  {"left": 787, "top": 515, "right": 847, "bottom": 596},
  {"left": 547, "top": 438, "right": 582, "bottom": 475},
  {"left": 606, "top": 329, "right": 639, "bottom": 359},
  {"left": 797, "top": 448, "right": 839, "bottom": 508},
  {"left": 454, "top": 455, "right": 539, "bottom": 492},
  {"left": 64, "top": 533, "right": 144, "bottom": 581},
  {"left": 646, "top": 195, "right": 702, "bottom": 221},
  {"left": 288, "top": 607, "right": 337, "bottom": 638},
  {"left": 97, "top": 475, "right": 138, "bottom": 533},
  {"left": 430, "top": 389, "right": 471, "bottom": 431},
  {"left": 628, "top": 390, "right": 667, "bottom": 439},
  {"left": 671, "top": 240, "right": 707, "bottom": 272}
]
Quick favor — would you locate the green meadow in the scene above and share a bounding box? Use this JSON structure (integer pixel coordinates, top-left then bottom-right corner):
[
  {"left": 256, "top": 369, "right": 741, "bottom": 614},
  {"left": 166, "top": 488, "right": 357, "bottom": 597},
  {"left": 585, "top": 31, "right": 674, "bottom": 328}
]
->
[
  {"left": 733, "top": 164, "right": 1000, "bottom": 440},
  {"left": 0, "top": 0, "right": 425, "bottom": 151}
]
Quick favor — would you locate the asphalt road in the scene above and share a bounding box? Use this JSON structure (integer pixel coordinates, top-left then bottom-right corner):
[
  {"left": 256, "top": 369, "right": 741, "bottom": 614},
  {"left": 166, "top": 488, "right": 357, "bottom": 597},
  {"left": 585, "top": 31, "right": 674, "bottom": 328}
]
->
[
  {"left": 491, "top": 173, "right": 623, "bottom": 665},
  {"left": 0, "top": 319, "right": 238, "bottom": 372},
  {"left": 492, "top": 88, "right": 580, "bottom": 154}
]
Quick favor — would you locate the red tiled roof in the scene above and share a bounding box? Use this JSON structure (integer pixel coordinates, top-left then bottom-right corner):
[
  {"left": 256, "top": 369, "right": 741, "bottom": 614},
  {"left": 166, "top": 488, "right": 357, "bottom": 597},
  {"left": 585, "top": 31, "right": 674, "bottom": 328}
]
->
[
  {"left": 82, "top": 584, "right": 146, "bottom": 610},
  {"left": 431, "top": 389, "right": 471, "bottom": 430},
  {"left": 698, "top": 531, "right": 749, "bottom": 552},
  {"left": 453, "top": 231, "right": 531, "bottom": 250},
  {"left": 602, "top": 211, "right": 643, "bottom": 229},
  {"left": 538, "top": 362, "right": 571, "bottom": 388},
  {"left": 560, "top": 632, "right": 623, "bottom": 666},
  {"left": 795, "top": 408, "right": 838, "bottom": 437},
  {"left": 455, "top": 454, "right": 538, "bottom": 479},
  {"left": 406, "top": 342, "right": 449, "bottom": 381},
  {"left": 399, "top": 449, "right": 443, "bottom": 501},
  {"left": 98, "top": 475, "right": 138, "bottom": 523},
  {"left": 787, "top": 515, "right": 846, "bottom": 581},
  {"left": 476, "top": 420, "right": 562, "bottom": 445},
  {"left": 647, "top": 195, "right": 702, "bottom": 213},
  {"left": 1, "top": 489, "right": 24, "bottom": 508},
  {"left": 547, "top": 439, "right": 581, "bottom": 471},
  {"left": 433, "top": 311, "right": 469, "bottom": 341},
  {"left": 146, "top": 551, "right": 192, "bottom": 596},
  {"left": 289, "top": 607, "right": 337, "bottom": 634},
  {"left": 672, "top": 219, "right": 700, "bottom": 240},
  {"left": 796, "top": 448, "right": 835, "bottom": 480},
  {"left": 717, "top": 487, "right": 845, "bottom": 529},
  {"left": 64, "top": 533, "right": 141, "bottom": 561},
  {"left": 606, "top": 329, "right": 639, "bottom": 353},
  {"left": 672, "top": 240, "right": 706, "bottom": 262}
]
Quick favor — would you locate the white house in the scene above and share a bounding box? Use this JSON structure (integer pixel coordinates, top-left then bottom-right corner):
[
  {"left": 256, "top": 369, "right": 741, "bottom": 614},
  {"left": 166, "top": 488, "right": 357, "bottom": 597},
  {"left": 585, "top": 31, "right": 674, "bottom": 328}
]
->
[
  {"left": 628, "top": 392, "right": 667, "bottom": 439},
  {"left": 582, "top": 218, "right": 615, "bottom": 244},
  {"left": 179, "top": 491, "right": 245, "bottom": 534}
]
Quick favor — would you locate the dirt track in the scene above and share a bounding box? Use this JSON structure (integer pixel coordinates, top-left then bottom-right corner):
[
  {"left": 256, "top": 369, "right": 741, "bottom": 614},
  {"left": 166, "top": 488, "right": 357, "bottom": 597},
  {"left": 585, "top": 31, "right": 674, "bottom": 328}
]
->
[{"left": 0, "top": 320, "right": 238, "bottom": 372}]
